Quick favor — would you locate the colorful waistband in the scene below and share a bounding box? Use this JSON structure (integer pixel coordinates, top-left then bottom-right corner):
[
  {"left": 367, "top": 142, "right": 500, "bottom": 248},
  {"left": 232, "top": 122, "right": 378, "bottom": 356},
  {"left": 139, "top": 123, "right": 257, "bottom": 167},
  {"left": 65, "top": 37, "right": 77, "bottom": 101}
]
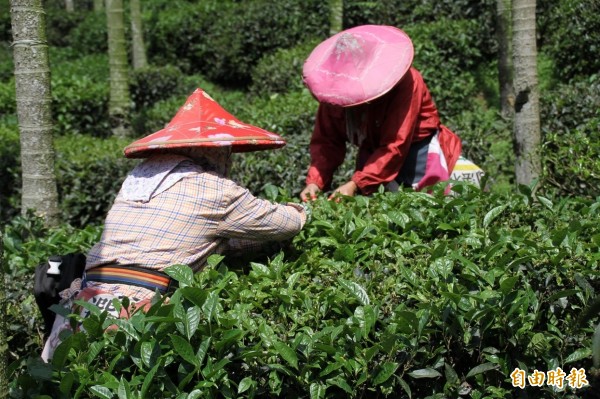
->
[{"left": 84, "top": 265, "right": 172, "bottom": 294}]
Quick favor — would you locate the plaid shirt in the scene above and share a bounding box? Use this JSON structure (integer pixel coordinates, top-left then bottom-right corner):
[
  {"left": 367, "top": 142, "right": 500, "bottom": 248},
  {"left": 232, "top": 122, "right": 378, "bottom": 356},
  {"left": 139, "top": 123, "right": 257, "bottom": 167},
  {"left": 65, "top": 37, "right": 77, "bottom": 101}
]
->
[{"left": 85, "top": 162, "right": 306, "bottom": 300}]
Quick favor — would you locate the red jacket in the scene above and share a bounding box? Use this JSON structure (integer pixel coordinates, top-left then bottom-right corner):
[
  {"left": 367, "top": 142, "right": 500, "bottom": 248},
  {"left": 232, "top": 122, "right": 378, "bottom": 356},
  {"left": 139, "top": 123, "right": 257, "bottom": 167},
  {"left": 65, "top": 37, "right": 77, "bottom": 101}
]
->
[{"left": 306, "top": 67, "right": 461, "bottom": 194}]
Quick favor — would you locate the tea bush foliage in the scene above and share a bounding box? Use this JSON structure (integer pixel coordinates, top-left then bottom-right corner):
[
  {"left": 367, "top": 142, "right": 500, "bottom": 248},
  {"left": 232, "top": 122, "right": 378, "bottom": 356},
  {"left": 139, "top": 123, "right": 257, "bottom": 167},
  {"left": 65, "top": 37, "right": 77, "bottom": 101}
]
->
[
  {"left": 6, "top": 185, "right": 600, "bottom": 398},
  {"left": 3, "top": 0, "right": 600, "bottom": 397}
]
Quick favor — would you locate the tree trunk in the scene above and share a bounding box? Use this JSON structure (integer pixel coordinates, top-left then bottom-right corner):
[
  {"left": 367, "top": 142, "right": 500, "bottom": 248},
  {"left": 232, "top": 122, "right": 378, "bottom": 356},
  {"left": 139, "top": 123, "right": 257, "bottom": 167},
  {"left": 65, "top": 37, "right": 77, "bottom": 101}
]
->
[
  {"left": 130, "top": 0, "right": 148, "bottom": 69},
  {"left": 65, "top": 0, "right": 74, "bottom": 12},
  {"left": 512, "top": 0, "right": 541, "bottom": 186},
  {"left": 496, "top": 0, "right": 514, "bottom": 117},
  {"left": 329, "top": 0, "right": 343, "bottom": 36},
  {"left": 94, "top": 0, "right": 103, "bottom": 12},
  {"left": 0, "top": 230, "right": 6, "bottom": 398},
  {"left": 106, "top": 0, "right": 131, "bottom": 137},
  {"left": 10, "top": 0, "right": 60, "bottom": 227}
]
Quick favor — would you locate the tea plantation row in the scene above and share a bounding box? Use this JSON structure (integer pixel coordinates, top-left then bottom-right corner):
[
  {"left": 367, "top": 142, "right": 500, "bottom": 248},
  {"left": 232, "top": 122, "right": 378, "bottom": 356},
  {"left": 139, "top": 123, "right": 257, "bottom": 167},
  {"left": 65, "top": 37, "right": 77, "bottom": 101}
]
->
[{"left": 5, "top": 183, "right": 599, "bottom": 398}]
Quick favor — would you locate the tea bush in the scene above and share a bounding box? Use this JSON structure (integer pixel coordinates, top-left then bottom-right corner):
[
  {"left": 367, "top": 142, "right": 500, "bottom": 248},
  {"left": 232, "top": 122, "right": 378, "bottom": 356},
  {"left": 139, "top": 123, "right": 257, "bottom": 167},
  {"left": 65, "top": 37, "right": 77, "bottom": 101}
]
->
[
  {"left": 54, "top": 134, "right": 137, "bottom": 227},
  {"left": 50, "top": 53, "right": 110, "bottom": 136},
  {"left": 249, "top": 39, "right": 321, "bottom": 98},
  {"left": 541, "top": 74, "right": 600, "bottom": 198},
  {"left": 344, "top": 0, "right": 496, "bottom": 61},
  {"left": 66, "top": 11, "right": 108, "bottom": 56},
  {"left": 0, "top": 42, "right": 13, "bottom": 81},
  {"left": 3, "top": 213, "right": 103, "bottom": 369},
  {"left": 446, "top": 101, "right": 514, "bottom": 193},
  {"left": 130, "top": 65, "right": 185, "bottom": 110},
  {"left": 0, "top": 123, "right": 20, "bottom": 221},
  {"left": 405, "top": 19, "right": 485, "bottom": 120},
  {"left": 143, "top": 0, "right": 328, "bottom": 87},
  {"left": 543, "top": 0, "right": 600, "bottom": 81},
  {"left": 7, "top": 184, "right": 599, "bottom": 398}
]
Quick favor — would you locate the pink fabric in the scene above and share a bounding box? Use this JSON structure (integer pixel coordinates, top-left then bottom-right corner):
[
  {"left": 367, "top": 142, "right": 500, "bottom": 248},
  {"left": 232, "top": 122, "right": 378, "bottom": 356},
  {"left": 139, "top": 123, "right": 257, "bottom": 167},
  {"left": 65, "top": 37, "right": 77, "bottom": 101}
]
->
[
  {"left": 414, "top": 133, "right": 449, "bottom": 191},
  {"left": 303, "top": 25, "right": 414, "bottom": 107}
]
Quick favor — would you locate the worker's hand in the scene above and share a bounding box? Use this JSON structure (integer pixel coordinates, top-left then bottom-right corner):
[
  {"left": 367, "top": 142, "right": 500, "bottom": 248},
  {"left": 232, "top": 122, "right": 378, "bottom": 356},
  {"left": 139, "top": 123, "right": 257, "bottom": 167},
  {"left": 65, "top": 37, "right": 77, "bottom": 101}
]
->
[
  {"left": 300, "top": 183, "right": 321, "bottom": 202},
  {"left": 328, "top": 181, "right": 358, "bottom": 201}
]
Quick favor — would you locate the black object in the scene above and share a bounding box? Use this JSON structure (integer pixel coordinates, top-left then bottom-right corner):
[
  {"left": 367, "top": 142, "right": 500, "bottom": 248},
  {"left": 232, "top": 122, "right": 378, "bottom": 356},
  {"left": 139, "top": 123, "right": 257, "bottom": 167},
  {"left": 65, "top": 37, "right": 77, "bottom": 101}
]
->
[{"left": 33, "top": 253, "right": 86, "bottom": 338}]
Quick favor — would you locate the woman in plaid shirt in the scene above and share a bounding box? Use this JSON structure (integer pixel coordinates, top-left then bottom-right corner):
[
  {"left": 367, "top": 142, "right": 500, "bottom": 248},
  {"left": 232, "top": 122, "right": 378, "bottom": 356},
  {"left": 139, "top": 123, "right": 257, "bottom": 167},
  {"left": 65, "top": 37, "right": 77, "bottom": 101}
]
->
[{"left": 42, "top": 89, "right": 306, "bottom": 361}]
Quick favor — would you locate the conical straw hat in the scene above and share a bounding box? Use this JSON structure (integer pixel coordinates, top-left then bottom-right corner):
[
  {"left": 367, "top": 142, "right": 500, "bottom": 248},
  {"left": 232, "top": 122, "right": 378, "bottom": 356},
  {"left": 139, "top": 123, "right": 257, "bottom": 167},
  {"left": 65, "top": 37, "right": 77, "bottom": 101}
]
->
[
  {"left": 124, "top": 88, "right": 286, "bottom": 158},
  {"left": 303, "top": 25, "right": 414, "bottom": 107}
]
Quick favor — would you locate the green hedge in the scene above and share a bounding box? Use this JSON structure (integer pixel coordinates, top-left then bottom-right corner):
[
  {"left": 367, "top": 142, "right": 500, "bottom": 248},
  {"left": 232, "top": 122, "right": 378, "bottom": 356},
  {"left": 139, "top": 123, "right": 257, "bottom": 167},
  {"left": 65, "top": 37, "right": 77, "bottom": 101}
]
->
[
  {"left": 543, "top": 0, "right": 600, "bottom": 81},
  {"left": 144, "top": 0, "right": 328, "bottom": 87},
  {"left": 405, "top": 19, "right": 486, "bottom": 120},
  {"left": 344, "top": 0, "right": 496, "bottom": 61},
  {"left": 7, "top": 185, "right": 599, "bottom": 398},
  {"left": 249, "top": 39, "right": 321, "bottom": 98},
  {"left": 541, "top": 74, "right": 600, "bottom": 198},
  {"left": 3, "top": 214, "right": 103, "bottom": 369},
  {"left": 0, "top": 122, "right": 20, "bottom": 221},
  {"left": 51, "top": 52, "right": 111, "bottom": 136},
  {"left": 54, "top": 134, "right": 138, "bottom": 227}
]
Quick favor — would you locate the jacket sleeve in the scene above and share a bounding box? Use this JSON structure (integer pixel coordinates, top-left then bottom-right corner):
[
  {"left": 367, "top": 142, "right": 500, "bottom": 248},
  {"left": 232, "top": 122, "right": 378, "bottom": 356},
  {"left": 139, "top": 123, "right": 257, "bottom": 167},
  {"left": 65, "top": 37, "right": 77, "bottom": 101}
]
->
[
  {"left": 217, "top": 181, "right": 306, "bottom": 241},
  {"left": 306, "top": 104, "right": 347, "bottom": 190},
  {"left": 351, "top": 72, "right": 424, "bottom": 195}
]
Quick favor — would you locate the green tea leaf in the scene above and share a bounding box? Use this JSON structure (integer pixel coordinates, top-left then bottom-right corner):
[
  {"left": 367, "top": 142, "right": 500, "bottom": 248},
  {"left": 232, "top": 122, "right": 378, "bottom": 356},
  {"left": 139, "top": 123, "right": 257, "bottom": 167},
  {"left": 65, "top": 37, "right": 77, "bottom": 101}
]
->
[
  {"left": 207, "top": 254, "right": 225, "bottom": 268},
  {"left": 564, "top": 348, "right": 592, "bottom": 364},
  {"left": 185, "top": 306, "right": 201, "bottom": 339},
  {"left": 89, "top": 385, "right": 113, "bottom": 399},
  {"left": 170, "top": 335, "right": 200, "bottom": 367},
  {"left": 202, "top": 290, "right": 219, "bottom": 322},
  {"left": 338, "top": 278, "right": 370, "bottom": 306},
  {"left": 309, "top": 382, "right": 326, "bottom": 399},
  {"left": 373, "top": 362, "right": 399, "bottom": 385},
  {"left": 408, "top": 368, "right": 442, "bottom": 379},
  {"left": 196, "top": 337, "right": 212, "bottom": 368},
  {"left": 548, "top": 289, "right": 579, "bottom": 302},
  {"left": 141, "top": 363, "right": 161, "bottom": 398},
  {"left": 326, "top": 377, "right": 353, "bottom": 394},
  {"left": 187, "top": 389, "right": 203, "bottom": 399},
  {"left": 536, "top": 195, "right": 554, "bottom": 211},
  {"left": 238, "top": 377, "right": 254, "bottom": 394},
  {"left": 117, "top": 376, "right": 132, "bottom": 399},
  {"left": 180, "top": 287, "right": 208, "bottom": 308},
  {"left": 164, "top": 264, "right": 194, "bottom": 287},
  {"left": 466, "top": 362, "right": 498, "bottom": 378},
  {"left": 483, "top": 205, "right": 507, "bottom": 228},
  {"left": 273, "top": 340, "right": 298, "bottom": 369}
]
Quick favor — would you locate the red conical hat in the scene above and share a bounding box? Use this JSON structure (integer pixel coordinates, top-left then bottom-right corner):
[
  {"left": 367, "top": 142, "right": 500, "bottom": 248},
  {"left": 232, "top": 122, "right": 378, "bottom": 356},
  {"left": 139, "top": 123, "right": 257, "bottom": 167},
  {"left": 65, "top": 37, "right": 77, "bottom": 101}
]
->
[{"left": 124, "top": 88, "right": 286, "bottom": 158}]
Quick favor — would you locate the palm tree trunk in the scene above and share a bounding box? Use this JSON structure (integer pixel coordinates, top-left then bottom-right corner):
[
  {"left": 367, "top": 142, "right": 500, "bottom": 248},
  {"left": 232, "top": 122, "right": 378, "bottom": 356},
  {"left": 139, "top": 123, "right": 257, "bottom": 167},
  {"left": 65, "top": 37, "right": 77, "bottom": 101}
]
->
[
  {"left": 512, "top": 0, "right": 541, "bottom": 186},
  {"left": 65, "top": 0, "right": 74, "bottom": 12},
  {"left": 329, "top": 0, "right": 343, "bottom": 36},
  {"left": 106, "top": 0, "right": 132, "bottom": 137},
  {"left": 0, "top": 230, "right": 6, "bottom": 398},
  {"left": 10, "top": 0, "right": 60, "bottom": 227},
  {"left": 130, "top": 0, "right": 148, "bottom": 69},
  {"left": 94, "top": 0, "right": 103, "bottom": 12},
  {"left": 496, "top": 0, "right": 514, "bottom": 117}
]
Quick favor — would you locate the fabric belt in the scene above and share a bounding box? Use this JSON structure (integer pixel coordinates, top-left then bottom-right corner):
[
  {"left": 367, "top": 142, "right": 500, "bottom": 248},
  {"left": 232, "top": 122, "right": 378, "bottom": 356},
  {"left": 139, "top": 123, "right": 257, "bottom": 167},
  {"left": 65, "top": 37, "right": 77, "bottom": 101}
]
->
[{"left": 84, "top": 265, "right": 173, "bottom": 294}]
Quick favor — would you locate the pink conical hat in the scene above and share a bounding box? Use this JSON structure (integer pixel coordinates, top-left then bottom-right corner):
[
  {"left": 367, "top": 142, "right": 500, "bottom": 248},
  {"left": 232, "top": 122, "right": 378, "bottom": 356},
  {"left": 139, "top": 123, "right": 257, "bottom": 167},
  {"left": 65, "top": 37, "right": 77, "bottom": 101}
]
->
[
  {"left": 303, "top": 25, "right": 414, "bottom": 107},
  {"left": 124, "top": 88, "right": 286, "bottom": 158}
]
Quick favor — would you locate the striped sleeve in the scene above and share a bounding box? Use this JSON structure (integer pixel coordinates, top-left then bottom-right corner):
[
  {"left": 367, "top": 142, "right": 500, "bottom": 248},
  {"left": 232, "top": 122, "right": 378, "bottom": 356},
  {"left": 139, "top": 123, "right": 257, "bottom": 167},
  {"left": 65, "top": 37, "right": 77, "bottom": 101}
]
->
[{"left": 216, "top": 181, "right": 306, "bottom": 241}]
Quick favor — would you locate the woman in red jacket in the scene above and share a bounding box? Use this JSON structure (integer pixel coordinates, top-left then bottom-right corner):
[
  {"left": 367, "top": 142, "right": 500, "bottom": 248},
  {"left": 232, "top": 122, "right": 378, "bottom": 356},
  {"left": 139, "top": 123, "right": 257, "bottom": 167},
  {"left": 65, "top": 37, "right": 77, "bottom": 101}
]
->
[{"left": 300, "top": 25, "right": 462, "bottom": 201}]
